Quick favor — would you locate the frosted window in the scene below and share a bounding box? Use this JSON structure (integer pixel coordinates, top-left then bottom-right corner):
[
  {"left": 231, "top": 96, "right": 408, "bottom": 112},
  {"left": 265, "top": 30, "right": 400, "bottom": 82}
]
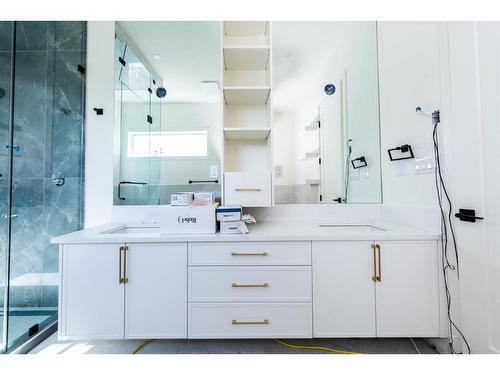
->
[{"left": 128, "top": 130, "right": 208, "bottom": 158}]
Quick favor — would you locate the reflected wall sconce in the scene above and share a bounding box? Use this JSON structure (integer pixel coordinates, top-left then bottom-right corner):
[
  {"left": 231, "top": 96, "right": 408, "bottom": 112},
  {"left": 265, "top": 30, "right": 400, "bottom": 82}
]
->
[{"left": 388, "top": 144, "right": 414, "bottom": 161}]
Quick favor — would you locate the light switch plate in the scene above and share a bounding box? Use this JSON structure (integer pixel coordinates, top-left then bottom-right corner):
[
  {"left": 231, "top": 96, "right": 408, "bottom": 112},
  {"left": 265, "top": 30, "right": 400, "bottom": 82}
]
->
[
  {"left": 275, "top": 165, "right": 283, "bottom": 178},
  {"left": 210, "top": 165, "right": 218, "bottom": 178},
  {"left": 414, "top": 158, "right": 435, "bottom": 175}
]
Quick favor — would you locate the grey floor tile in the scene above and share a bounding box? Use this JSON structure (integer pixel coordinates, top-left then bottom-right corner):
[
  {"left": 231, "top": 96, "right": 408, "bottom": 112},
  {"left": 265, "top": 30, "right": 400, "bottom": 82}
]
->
[{"left": 31, "top": 333, "right": 439, "bottom": 355}]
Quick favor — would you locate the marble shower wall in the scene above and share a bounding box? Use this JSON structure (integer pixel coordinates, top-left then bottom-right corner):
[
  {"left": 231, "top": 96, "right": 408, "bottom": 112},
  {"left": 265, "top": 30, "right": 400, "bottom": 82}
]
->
[{"left": 0, "top": 21, "right": 86, "bottom": 309}]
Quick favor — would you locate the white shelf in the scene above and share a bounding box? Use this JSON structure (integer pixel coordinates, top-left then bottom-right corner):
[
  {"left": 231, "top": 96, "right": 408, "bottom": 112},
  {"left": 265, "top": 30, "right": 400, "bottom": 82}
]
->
[
  {"left": 224, "top": 127, "right": 271, "bottom": 140},
  {"left": 305, "top": 121, "right": 320, "bottom": 131},
  {"left": 224, "top": 86, "right": 271, "bottom": 105},
  {"left": 224, "top": 46, "right": 270, "bottom": 71},
  {"left": 301, "top": 149, "right": 320, "bottom": 160},
  {"left": 306, "top": 179, "right": 320, "bottom": 186},
  {"left": 224, "top": 21, "right": 268, "bottom": 36}
]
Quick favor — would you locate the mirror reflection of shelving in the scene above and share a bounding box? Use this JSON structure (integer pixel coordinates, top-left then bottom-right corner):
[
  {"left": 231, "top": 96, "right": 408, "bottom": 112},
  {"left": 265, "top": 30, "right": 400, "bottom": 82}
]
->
[
  {"left": 223, "top": 21, "right": 271, "bottom": 145},
  {"left": 222, "top": 21, "right": 273, "bottom": 206}
]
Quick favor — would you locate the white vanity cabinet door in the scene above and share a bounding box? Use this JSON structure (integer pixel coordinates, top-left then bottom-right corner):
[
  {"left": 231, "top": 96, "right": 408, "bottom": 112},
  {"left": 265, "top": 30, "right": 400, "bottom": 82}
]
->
[
  {"left": 375, "top": 241, "right": 440, "bottom": 337},
  {"left": 60, "top": 244, "right": 125, "bottom": 340},
  {"left": 125, "top": 243, "right": 187, "bottom": 338},
  {"left": 224, "top": 172, "right": 272, "bottom": 207},
  {"left": 312, "top": 241, "right": 377, "bottom": 337}
]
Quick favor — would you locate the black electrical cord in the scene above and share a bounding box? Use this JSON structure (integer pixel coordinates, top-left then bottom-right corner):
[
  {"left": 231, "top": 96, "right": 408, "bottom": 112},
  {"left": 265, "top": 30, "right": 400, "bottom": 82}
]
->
[{"left": 433, "top": 119, "right": 471, "bottom": 354}]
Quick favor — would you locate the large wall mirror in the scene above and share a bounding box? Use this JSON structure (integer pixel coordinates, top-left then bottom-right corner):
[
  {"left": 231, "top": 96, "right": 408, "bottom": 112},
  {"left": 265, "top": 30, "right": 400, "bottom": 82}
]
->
[
  {"left": 272, "top": 21, "right": 382, "bottom": 204},
  {"left": 112, "top": 21, "right": 382, "bottom": 206},
  {"left": 113, "top": 21, "right": 222, "bottom": 205}
]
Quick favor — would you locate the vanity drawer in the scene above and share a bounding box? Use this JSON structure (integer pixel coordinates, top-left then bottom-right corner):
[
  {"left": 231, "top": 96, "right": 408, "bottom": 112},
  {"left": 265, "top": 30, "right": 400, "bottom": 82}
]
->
[
  {"left": 188, "top": 266, "right": 312, "bottom": 302},
  {"left": 188, "top": 242, "right": 311, "bottom": 266},
  {"left": 188, "top": 302, "right": 312, "bottom": 338},
  {"left": 224, "top": 172, "right": 272, "bottom": 207}
]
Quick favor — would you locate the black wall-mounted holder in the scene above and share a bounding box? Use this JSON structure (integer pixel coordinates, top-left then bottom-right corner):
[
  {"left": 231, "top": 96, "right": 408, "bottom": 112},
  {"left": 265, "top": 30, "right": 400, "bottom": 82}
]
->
[
  {"left": 455, "top": 209, "right": 484, "bottom": 223},
  {"left": 351, "top": 156, "right": 367, "bottom": 169},
  {"left": 93, "top": 108, "right": 103, "bottom": 115},
  {"left": 388, "top": 144, "right": 414, "bottom": 161},
  {"left": 189, "top": 179, "right": 219, "bottom": 184}
]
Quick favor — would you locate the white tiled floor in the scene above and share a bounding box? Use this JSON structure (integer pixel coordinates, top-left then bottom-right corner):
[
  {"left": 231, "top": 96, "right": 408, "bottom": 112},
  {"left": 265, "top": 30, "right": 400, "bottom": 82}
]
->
[{"left": 30, "top": 332, "right": 439, "bottom": 354}]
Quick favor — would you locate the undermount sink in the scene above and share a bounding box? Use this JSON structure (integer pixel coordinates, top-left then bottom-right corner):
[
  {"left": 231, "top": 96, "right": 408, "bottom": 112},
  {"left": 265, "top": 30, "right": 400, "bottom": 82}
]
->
[
  {"left": 317, "top": 224, "right": 387, "bottom": 231},
  {"left": 101, "top": 226, "right": 160, "bottom": 234}
]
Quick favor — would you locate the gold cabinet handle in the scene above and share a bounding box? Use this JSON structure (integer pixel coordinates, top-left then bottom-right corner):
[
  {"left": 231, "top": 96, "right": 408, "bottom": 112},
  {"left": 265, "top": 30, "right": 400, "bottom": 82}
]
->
[
  {"left": 232, "top": 282, "right": 269, "bottom": 288},
  {"left": 371, "top": 244, "right": 377, "bottom": 282},
  {"left": 119, "top": 246, "right": 124, "bottom": 284},
  {"left": 235, "top": 188, "right": 261, "bottom": 192},
  {"left": 123, "top": 245, "right": 129, "bottom": 284},
  {"left": 232, "top": 319, "right": 269, "bottom": 325},
  {"left": 376, "top": 244, "right": 381, "bottom": 282},
  {"left": 231, "top": 251, "right": 268, "bottom": 256}
]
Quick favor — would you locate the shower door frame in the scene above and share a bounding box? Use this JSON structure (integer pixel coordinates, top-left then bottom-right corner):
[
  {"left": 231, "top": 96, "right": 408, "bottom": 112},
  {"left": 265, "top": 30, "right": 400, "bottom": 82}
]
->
[
  {"left": 1, "top": 21, "right": 87, "bottom": 354},
  {"left": 1, "top": 20, "right": 16, "bottom": 355}
]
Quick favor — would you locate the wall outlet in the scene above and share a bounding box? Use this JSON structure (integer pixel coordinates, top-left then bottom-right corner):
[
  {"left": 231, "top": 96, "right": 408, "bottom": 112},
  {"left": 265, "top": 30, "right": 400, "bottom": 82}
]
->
[
  {"left": 396, "top": 161, "right": 406, "bottom": 176},
  {"left": 210, "top": 165, "right": 218, "bottom": 178},
  {"left": 275, "top": 165, "right": 283, "bottom": 178},
  {"left": 414, "top": 158, "right": 435, "bottom": 175},
  {"left": 349, "top": 169, "right": 361, "bottom": 180}
]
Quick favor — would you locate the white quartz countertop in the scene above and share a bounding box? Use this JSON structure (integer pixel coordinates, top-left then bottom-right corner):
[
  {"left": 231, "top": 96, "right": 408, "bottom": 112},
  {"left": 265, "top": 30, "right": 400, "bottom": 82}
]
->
[{"left": 51, "top": 219, "right": 440, "bottom": 244}]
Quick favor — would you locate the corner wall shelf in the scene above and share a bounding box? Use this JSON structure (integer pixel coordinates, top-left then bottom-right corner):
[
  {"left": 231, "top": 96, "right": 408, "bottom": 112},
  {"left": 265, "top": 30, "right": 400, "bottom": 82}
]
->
[
  {"left": 223, "top": 46, "right": 270, "bottom": 71},
  {"left": 224, "top": 127, "right": 271, "bottom": 140},
  {"left": 305, "top": 121, "right": 320, "bottom": 131},
  {"left": 224, "top": 21, "right": 268, "bottom": 36},
  {"left": 223, "top": 86, "right": 271, "bottom": 105},
  {"left": 306, "top": 179, "right": 320, "bottom": 186},
  {"left": 301, "top": 149, "right": 320, "bottom": 161}
]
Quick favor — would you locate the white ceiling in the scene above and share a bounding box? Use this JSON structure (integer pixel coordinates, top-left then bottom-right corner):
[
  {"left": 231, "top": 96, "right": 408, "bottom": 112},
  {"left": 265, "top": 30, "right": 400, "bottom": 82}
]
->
[{"left": 118, "top": 21, "right": 221, "bottom": 103}]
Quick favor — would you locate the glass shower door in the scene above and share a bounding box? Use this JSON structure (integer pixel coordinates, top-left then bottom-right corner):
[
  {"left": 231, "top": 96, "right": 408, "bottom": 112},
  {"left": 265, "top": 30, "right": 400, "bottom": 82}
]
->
[
  {"left": 0, "top": 21, "right": 14, "bottom": 354},
  {"left": 114, "top": 35, "right": 160, "bottom": 205},
  {"left": 1, "top": 21, "right": 86, "bottom": 352}
]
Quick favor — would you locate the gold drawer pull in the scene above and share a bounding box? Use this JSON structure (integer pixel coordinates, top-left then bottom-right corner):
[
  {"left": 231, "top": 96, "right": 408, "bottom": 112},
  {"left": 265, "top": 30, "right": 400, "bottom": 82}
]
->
[
  {"left": 231, "top": 251, "right": 268, "bottom": 256},
  {"left": 371, "top": 244, "right": 377, "bottom": 282},
  {"left": 119, "top": 246, "right": 124, "bottom": 284},
  {"left": 235, "top": 188, "right": 262, "bottom": 192},
  {"left": 232, "top": 319, "right": 269, "bottom": 325},
  {"left": 232, "top": 282, "right": 269, "bottom": 288},
  {"left": 376, "top": 244, "right": 381, "bottom": 282}
]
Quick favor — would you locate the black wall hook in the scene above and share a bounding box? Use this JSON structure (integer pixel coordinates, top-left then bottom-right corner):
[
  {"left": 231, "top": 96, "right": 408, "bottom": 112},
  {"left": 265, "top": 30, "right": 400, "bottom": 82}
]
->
[{"left": 93, "top": 108, "right": 103, "bottom": 115}]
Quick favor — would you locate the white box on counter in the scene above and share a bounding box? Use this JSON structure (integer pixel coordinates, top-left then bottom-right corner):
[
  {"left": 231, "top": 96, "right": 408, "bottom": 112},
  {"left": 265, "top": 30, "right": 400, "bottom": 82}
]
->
[
  {"left": 220, "top": 221, "right": 249, "bottom": 234},
  {"left": 160, "top": 203, "right": 218, "bottom": 234},
  {"left": 216, "top": 206, "right": 242, "bottom": 222},
  {"left": 170, "top": 192, "right": 194, "bottom": 206}
]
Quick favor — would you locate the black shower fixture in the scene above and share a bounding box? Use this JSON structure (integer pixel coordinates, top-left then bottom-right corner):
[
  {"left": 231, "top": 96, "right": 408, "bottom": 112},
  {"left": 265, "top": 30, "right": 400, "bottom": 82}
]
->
[{"left": 156, "top": 87, "right": 167, "bottom": 98}]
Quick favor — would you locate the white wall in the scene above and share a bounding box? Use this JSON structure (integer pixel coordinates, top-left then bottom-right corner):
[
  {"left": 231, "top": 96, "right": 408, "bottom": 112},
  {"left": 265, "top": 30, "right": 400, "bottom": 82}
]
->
[
  {"left": 85, "top": 21, "right": 115, "bottom": 227},
  {"left": 378, "top": 20, "right": 500, "bottom": 353},
  {"left": 272, "top": 22, "right": 381, "bottom": 203},
  {"left": 160, "top": 102, "right": 222, "bottom": 185},
  {"left": 377, "top": 22, "right": 442, "bottom": 212},
  {"left": 441, "top": 21, "right": 500, "bottom": 354}
]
